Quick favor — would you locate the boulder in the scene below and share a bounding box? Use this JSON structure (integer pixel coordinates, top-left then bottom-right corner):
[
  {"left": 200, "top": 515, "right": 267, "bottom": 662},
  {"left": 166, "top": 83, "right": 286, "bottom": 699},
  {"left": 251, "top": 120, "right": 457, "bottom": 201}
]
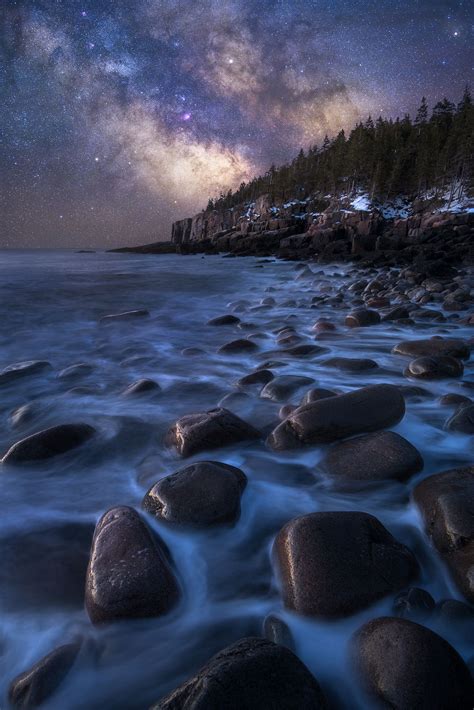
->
[
  {"left": 218, "top": 339, "right": 259, "bottom": 354},
  {"left": 122, "top": 379, "right": 161, "bottom": 396},
  {"left": 153, "top": 637, "right": 327, "bottom": 709},
  {"left": 8, "top": 642, "right": 81, "bottom": 709},
  {"left": 273, "top": 511, "right": 418, "bottom": 618},
  {"left": 392, "top": 337, "right": 470, "bottom": 360},
  {"left": 413, "top": 466, "right": 474, "bottom": 602},
  {"left": 208, "top": 315, "right": 240, "bottom": 326},
  {"left": 237, "top": 369, "right": 274, "bottom": 387},
  {"left": 165, "top": 408, "right": 260, "bottom": 457},
  {"left": 345, "top": 309, "right": 381, "bottom": 327},
  {"left": 445, "top": 403, "right": 474, "bottom": 434},
  {"left": 2, "top": 424, "right": 96, "bottom": 464},
  {"left": 85, "top": 506, "right": 180, "bottom": 624},
  {"left": 404, "top": 355, "right": 464, "bottom": 380},
  {"left": 267, "top": 384, "right": 405, "bottom": 450},
  {"left": 323, "top": 357, "right": 378, "bottom": 372},
  {"left": 260, "top": 375, "right": 315, "bottom": 402},
  {"left": 300, "top": 388, "right": 337, "bottom": 405},
  {"left": 0, "top": 360, "right": 52, "bottom": 386},
  {"left": 321, "top": 431, "right": 423, "bottom": 482},
  {"left": 142, "top": 461, "right": 247, "bottom": 526},
  {"left": 352, "top": 617, "right": 473, "bottom": 709}
]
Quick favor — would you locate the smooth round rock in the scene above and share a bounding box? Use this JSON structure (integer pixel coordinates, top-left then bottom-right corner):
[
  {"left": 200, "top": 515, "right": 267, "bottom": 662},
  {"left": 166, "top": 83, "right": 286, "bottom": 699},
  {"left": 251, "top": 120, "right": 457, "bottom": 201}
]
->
[
  {"left": 58, "top": 363, "right": 93, "bottom": 379},
  {"left": 439, "top": 393, "right": 472, "bottom": 406},
  {"left": 345, "top": 308, "right": 381, "bottom": 327},
  {"left": 404, "top": 355, "right": 464, "bottom": 380},
  {"left": 165, "top": 408, "right": 260, "bottom": 457},
  {"left": 237, "top": 369, "right": 274, "bottom": 387},
  {"left": 300, "top": 388, "right": 337, "bottom": 406},
  {"left": 393, "top": 337, "right": 470, "bottom": 360},
  {"left": 273, "top": 511, "right": 418, "bottom": 618},
  {"left": 393, "top": 587, "right": 435, "bottom": 620},
  {"left": 0, "top": 360, "right": 52, "bottom": 386},
  {"left": 445, "top": 403, "right": 474, "bottom": 434},
  {"left": 153, "top": 637, "right": 327, "bottom": 709},
  {"left": 267, "top": 384, "right": 405, "bottom": 450},
  {"left": 8, "top": 642, "right": 81, "bottom": 709},
  {"left": 321, "top": 431, "right": 423, "bottom": 482},
  {"left": 2, "top": 423, "right": 96, "bottom": 464},
  {"left": 260, "top": 375, "right": 315, "bottom": 402},
  {"left": 85, "top": 506, "right": 180, "bottom": 624},
  {"left": 218, "top": 339, "right": 258, "bottom": 354},
  {"left": 142, "top": 461, "right": 247, "bottom": 526},
  {"left": 323, "top": 357, "right": 378, "bottom": 372},
  {"left": 352, "top": 616, "right": 473, "bottom": 709},
  {"left": 208, "top": 315, "right": 240, "bottom": 326},
  {"left": 122, "top": 378, "right": 161, "bottom": 396}
]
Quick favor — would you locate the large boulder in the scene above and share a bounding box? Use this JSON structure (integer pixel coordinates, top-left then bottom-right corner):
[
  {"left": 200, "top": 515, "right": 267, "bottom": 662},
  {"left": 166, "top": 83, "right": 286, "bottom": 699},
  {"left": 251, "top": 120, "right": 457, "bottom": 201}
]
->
[
  {"left": 413, "top": 467, "right": 474, "bottom": 602},
  {"left": 267, "top": 384, "right": 405, "bottom": 450},
  {"left": 404, "top": 355, "right": 464, "bottom": 380},
  {"left": 152, "top": 637, "right": 328, "bottom": 709},
  {"left": 320, "top": 431, "right": 423, "bottom": 482},
  {"left": 165, "top": 408, "right": 259, "bottom": 457},
  {"left": 273, "top": 512, "right": 418, "bottom": 618},
  {"left": 142, "top": 461, "right": 247, "bottom": 526},
  {"left": 352, "top": 617, "right": 473, "bottom": 709},
  {"left": 2, "top": 424, "right": 96, "bottom": 464},
  {"left": 85, "top": 506, "right": 180, "bottom": 624},
  {"left": 8, "top": 642, "right": 81, "bottom": 709},
  {"left": 392, "top": 337, "right": 470, "bottom": 360}
]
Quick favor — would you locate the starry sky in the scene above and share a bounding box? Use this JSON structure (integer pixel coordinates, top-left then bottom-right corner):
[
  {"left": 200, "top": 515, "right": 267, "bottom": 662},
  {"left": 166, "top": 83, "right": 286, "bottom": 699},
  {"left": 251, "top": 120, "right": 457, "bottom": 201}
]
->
[{"left": 0, "top": 0, "right": 472, "bottom": 248}]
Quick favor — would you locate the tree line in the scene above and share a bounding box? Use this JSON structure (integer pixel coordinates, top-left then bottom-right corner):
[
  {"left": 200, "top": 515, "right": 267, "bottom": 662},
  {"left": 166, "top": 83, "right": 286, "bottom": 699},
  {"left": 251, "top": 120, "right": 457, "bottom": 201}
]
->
[{"left": 206, "top": 87, "right": 473, "bottom": 212}]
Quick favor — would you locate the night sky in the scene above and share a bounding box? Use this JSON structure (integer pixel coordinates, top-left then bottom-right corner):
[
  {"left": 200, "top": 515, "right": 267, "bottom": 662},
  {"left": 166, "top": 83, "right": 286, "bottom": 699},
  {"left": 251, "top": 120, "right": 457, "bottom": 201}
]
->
[{"left": 1, "top": 1, "right": 472, "bottom": 248}]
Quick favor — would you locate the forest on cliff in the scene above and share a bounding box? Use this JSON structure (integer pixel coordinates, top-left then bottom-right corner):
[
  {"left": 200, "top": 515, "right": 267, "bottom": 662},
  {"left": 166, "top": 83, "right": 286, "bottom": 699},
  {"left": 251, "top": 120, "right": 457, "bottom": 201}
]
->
[{"left": 207, "top": 88, "right": 474, "bottom": 212}]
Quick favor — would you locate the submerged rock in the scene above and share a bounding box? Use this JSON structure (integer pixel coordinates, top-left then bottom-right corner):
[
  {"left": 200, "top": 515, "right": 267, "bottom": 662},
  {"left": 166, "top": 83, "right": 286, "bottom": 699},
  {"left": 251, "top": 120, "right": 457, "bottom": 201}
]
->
[
  {"left": 260, "top": 375, "right": 315, "bottom": 402},
  {"left": 267, "top": 384, "right": 405, "bottom": 450},
  {"left": 0, "top": 360, "right": 52, "bottom": 386},
  {"left": 218, "top": 339, "right": 259, "bottom": 354},
  {"left": 393, "top": 587, "right": 436, "bottom": 620},
  {"left": 404, "top": 355, "right": 464, "bottom": 380},
  {"left": 85, "top": 506, "right": 180, "bottom": 624},
  {"left": 445, "top": 403, "right": 474, "bottom": 434},
  {"left": 8, "top": 642, "right": 81, "bottom": 709},
  {"left": 153, "top": 637, "right": 328, "bottom": 709},
  {"left": 57, "top": 363, "right": 93, "bottom": 379},
  {"left": 273, "top": 511, "right": 418, "bottom": 618},
  {"left": 321, "top": 431, "right": 423, "bottom": 482},
  {"left": 99, "top": 309, "right": 149, "bottom": 323},
  {"left": 323, "top": 357, "right": 378, "bottom": 372},
  {"left": 122, "top": 378, "right": 161, "bottom": 396},
  {"left": 165, "top": 408, "right": 260, "bottom": 457},
  {"left": 413, "top": 466, "right": 474, "bottom": 602},
  {"left": 345, "top": 308, "right": 381, "bottom": 327},
  {"left": 237, "top": 369, "right": 274, "bottom": 387},
  {"left": 2, "top": 423, "right": 96, "bottom": 464},
  {"left": 208, "top": 314, "right": 240, "bottom": 326},
  {"left": 143, "top": 461, "right": 247, "bottom": 526},
  {"left": 393, "top": 337, "right": 470, "bottom": 360},
  {"left": 352, "top": 617, "right": 473, "bottom": 710}
]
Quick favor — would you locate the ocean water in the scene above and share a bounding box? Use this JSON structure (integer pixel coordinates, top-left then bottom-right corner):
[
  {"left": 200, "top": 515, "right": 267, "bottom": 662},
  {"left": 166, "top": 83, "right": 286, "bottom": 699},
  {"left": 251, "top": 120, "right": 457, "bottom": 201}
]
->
[{"left": 0, "top": 250, "right": 472, "bottom": 708}]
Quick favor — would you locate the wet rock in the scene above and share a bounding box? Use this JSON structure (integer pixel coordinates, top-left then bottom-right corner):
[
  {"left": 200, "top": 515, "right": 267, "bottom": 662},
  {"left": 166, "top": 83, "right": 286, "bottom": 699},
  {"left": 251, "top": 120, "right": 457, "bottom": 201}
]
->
[
  {"left": 312, "top": 320, "right": 337, "bottom": 335},
  {"left": 439, "top": 393, "right": 472, "bottom": 406},
  {"left": 142, "top": 461, "right": 247, "bottom": 526},
  {"left": 267, "top": 384, "right": 405, "bottom": 450},
  {"left": 208, "top": 314, "right": 241, "bottom": 325},
  {"left": 413, "top": 466, "right": 474, "bottom": 602},
  {"left": 218, "top": 339, "right": 259, "bottom": 354},
  {"left": 321, "top": 431, "right": 423, "bottom": 482},
  {"left": 99, "top": 309, "right": 149, "bottom": 323},
  {"left": 352, "top": 617, "right": 473, "bottom": 710},
  {"left": 165, "top": 408, "right": 260, "bottom": 457},
  {"left": 279, "top": 344, "right": 327, "bottom": 358},
  {"left": 393, "top": 337, "right": 470, "bottom": 359},
  {"left": 279, "top": 404, "right": 298, "bottom": 420},
  {"left": 8, "top": 642, "right": 81, "bottom": 709},
  {"left": 153, "top": 637, "right": 327, "bottom": 709},
  {"left": 58, "top": 363, "right": 93, "bottom": 379},
  {"left": 393, "top": 587, "right": 435, "bottom": 620},
  {"left": 274, "top": 512, "right": 418, "bottom": 618},
  {"left": 263, "top": 615, "right": 295, "bottom": 651},
  {"left": 300, "top": 388, "right": 337, "bottom": 405},
  {"left": 0, "top": 360, "right": 52, "bottom": 386},
  {"left": 260, "top": 375, "right": 315, "bottom": 402},
  {"left": 382, "top": 306, "right": 410, "bottom": 321},
  {"left": 2, "top": 423, "right": 96, "bottom": 464},
  {"left": 9, "top": 403, "right": 38, "bottom": 428},
  {"left": 122, "top": 378, "right": 161, "bottom": 396},
  {"left": 404, "top": 355, "right": 464, "bottom": 380},
  {"left": 181, "top": 347, "right": 205, "bottom": 356},
  {"left": 324, "top": 357, "right": 378, "bottom": 372},
  {"left": 445, "top": 403, "right": 474, "bottom": 434},
  {"left": 345, "top": 308, "right": 381, "bottom": 327},
  {"left": 85, "top": 506, "right": 180, "bottom": 624},
  {"left": 237, "top": 369, "right": 274, "bottom": 387}
]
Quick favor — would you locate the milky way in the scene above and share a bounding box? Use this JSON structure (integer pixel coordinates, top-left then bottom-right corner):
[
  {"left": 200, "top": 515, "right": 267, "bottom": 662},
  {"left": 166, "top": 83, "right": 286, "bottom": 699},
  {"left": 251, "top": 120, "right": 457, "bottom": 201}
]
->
[{"left": 0, "top": 0, "right": 472, "bottom": 247}]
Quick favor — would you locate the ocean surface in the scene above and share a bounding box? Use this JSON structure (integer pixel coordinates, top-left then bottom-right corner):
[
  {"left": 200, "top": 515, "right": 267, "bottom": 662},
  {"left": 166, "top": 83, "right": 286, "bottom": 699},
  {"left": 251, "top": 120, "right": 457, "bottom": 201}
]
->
[{"left": 0, "top": 250, "right": 472, "bottom": 708}]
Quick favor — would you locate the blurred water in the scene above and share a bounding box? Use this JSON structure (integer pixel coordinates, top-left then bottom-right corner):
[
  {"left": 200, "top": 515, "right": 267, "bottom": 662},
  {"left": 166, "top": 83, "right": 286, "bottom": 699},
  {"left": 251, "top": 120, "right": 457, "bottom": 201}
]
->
[{"left": 0, "top": 250, "right": 472, "bottom": 709}]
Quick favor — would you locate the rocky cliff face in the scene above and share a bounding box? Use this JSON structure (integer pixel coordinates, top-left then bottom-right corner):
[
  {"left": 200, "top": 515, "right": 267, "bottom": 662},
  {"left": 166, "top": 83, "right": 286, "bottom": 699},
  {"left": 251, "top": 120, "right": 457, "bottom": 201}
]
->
[{"left": 170, "top": 192, "right": 474, "bottom": 266}]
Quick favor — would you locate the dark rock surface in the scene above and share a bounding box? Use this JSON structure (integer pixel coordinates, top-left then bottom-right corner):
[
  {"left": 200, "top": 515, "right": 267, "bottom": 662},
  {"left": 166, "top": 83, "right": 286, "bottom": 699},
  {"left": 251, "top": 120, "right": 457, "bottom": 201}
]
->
[
  {"left": 393, "top": 337, "right": 470, "bottom": 360},
  {"left": 445, "top": 403, "right": 474, "bottom": 434},
  {"left": 122, "top": 378, "right": 161, "bottom": 396},
  {"left": 404, "top": 355, "right": 464, "bottom": 380},
  {"left": 413, "top": 466, "right": 474, "bottom": 602},
  {"left": 393, "top": 587, "right": 435, "bottom": 620},
  {"left": 152, "top": 637, "right": 328, "bottom": 709},
  {"left": 218, "top": 339, "right": 259, "bottom": 354},
  {"left": 345, "top": 308, "right": 381, "bottom": 327},
  {"left": 323, "top": 357, "right": 378, "bottom": 372},
  {"left": 208, "top": 315, "right": 241, "bottom": 326},
  {"left": 2, "top": 423, "right": 96, "bottom": 464},
  {"left": 142, "top": 461, "right": 247, "bottom": 526},
  {"left": 260, "top": 375, "right": 315, "bottom": 402},
  {"left": 273, "top": 511, "right": 418, "bottom": 618},
  {"left": 0, "top": 360, "right": 52, "bottom": 386},
  {"left": 320, "top": 431, "right": 423, "bottom": 482},
  {"left": 352, "top": 616, "right": 473, "bottom": 709},
  {"left": 165, "top": 408, "right": 260, "bottom": 457},
  {"left": 267, "top": 384, "right": 405, "bottom": 450},
  {"left": 85, "top": 506, "right": 180, "bottom": 624}
]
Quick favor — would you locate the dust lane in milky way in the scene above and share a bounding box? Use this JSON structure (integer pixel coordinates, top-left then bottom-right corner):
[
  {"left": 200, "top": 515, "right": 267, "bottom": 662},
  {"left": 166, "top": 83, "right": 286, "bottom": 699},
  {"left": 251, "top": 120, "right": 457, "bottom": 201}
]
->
[{"left": 0, "top": 0, "right": 471, "bottom": 247}]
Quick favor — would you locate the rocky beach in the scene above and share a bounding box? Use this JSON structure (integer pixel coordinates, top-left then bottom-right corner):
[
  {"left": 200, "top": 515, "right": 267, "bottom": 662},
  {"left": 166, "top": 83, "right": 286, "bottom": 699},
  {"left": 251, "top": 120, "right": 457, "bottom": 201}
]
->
[{"left": 0, "top": 248, "right": 473, "bottom": 708}]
